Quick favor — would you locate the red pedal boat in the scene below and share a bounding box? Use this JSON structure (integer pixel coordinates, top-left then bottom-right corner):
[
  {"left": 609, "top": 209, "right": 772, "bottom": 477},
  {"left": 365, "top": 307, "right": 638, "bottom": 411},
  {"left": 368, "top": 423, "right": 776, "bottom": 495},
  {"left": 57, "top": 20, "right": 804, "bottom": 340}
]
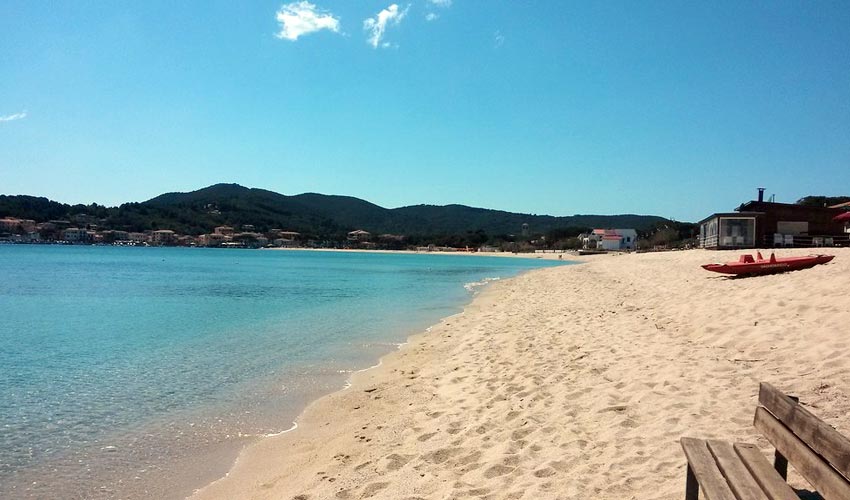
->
[{"left": 702, "top": 252, "right": 834, "bottom": 276}]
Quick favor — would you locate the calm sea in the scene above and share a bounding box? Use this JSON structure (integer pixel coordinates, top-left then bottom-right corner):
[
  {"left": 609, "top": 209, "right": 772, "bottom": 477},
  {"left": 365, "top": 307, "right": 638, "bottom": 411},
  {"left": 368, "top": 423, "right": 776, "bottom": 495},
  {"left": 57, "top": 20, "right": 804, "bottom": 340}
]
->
[{"left": 0, "top": 246, "right": 568, "bottom": 499}]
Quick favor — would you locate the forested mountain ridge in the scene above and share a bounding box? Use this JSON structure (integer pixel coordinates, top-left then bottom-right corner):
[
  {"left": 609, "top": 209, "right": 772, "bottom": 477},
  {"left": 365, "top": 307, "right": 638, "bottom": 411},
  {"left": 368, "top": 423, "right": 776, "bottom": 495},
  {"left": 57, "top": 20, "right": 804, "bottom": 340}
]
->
[{"left": 1, "top": 183, "right": 674, "bottom": 240}]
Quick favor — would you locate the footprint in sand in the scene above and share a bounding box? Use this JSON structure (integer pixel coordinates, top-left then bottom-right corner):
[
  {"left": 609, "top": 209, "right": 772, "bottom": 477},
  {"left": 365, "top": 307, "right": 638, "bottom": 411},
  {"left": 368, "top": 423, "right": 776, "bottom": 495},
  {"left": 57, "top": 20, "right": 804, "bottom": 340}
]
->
[
  {"left": 534, "top": 467, "right": 557, "bottom": 478},
  {"left": 483, "top": 464, "right": 515, "bottom": 478},
  {"left": 354, "top": 461, "right": 372, "bottom": 471},
  {"left": 511, "top": 427, "right": 533, "bottom": 441},
  {"left": 422, "top": 448, "right": 462, "bottom": 464},
  {"left": 360, "top": 482, "right": 389, "bottom": 498},
  {"left": 455, "top": 450, "right": 481, "bottom": 466},
  {"left": 384, "top": 453, "right": 415, "bottom": 471},
  {"left": 417, "top": 432, "right": 437, "bottom": 442}
]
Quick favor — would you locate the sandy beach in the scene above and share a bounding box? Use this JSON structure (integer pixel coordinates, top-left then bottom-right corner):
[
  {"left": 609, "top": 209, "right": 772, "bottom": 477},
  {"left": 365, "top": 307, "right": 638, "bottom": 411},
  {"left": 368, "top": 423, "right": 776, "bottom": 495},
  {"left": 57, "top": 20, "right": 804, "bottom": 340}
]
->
[{"left": 192, "top": 248, "right": 850, "bottom": 500}]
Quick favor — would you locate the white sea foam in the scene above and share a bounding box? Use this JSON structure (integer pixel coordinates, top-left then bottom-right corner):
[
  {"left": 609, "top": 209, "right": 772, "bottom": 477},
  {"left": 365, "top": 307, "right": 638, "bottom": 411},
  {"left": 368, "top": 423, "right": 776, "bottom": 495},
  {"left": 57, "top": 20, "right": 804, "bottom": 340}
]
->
[
  {"left": 342, "top": 358, "right": 385, "bottom": 390},
  {"left": 464, "top": 276, "right": 501, "bottom": 293},
  {"left": 262, "top": 421, "right": 298, "bottom": 437}
]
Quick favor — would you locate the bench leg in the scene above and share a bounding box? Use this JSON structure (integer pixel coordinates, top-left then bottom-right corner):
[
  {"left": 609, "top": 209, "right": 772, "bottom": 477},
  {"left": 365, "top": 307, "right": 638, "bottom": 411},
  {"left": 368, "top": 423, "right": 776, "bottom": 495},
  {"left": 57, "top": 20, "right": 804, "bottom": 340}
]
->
[
  {"left": 773, "top": 395, "right": 798, "bottom": 480},
  {"left": 685, "top": 463, "right": 699, "bottom": 500},
  {"left": 773, "top": 450, "right": 788, "bottom": 480}
]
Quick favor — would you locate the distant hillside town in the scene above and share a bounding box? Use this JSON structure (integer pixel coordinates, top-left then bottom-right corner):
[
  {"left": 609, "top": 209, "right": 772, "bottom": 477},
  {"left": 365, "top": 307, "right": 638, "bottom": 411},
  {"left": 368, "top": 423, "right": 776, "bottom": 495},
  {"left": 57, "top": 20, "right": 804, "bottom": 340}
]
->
[{"left": 0, "top": 215, "right": 654, "bottom": 253}]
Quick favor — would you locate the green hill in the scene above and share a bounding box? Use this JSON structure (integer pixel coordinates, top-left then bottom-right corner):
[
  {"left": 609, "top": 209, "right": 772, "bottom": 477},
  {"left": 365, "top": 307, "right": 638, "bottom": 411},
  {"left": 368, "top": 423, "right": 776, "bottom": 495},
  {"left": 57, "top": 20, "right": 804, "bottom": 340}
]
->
[{"left": 0, "top": 183, "right": 675, "bottom": 241}]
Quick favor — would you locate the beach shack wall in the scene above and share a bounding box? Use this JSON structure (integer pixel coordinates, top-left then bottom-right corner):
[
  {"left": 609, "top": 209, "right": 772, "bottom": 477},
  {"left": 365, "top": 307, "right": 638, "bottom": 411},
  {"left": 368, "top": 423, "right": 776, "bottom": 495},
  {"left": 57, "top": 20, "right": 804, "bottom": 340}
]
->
[
  {"left": 737, "top": 200, "right": 844, "bottom": 244},
  {"left": 699, "top": 197, "right": 847, "bottom": 249},
  {"left": 600, "top": 229, "right": 637, "bottom": 251}
]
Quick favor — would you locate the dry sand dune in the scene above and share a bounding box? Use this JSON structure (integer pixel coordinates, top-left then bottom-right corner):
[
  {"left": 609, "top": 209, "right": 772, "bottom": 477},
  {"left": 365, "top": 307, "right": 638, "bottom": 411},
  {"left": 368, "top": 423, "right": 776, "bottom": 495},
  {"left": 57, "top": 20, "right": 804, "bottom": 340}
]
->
[{"left": 193, "top": 248, "right": 850, "bottom": 500}]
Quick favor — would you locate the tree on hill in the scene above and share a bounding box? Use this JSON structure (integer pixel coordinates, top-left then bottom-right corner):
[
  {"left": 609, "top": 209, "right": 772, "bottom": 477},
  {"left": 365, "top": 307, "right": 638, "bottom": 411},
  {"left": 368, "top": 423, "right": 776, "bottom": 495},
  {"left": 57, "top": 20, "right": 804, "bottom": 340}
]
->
[
  {"left": 796, "top": 195, "right": 850, "bottom": 208},
  {"left": 0, "top": 195, "right": 69, "bottom": 221}
]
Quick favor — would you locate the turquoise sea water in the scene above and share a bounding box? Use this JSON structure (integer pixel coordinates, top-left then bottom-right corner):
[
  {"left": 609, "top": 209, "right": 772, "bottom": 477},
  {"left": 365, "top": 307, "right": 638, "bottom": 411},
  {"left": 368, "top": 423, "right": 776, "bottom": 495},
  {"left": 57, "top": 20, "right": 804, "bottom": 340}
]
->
[{"left": 0, "top": 246, "right": 568, "bottom": 498}]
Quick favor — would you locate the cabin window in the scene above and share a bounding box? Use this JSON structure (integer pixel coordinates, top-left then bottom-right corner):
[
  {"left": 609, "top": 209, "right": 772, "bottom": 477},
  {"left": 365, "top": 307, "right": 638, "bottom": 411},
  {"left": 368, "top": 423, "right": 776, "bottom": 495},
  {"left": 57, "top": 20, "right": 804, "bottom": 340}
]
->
[{"left": 719, "top": 218, "right": 755, "bottom": 247}]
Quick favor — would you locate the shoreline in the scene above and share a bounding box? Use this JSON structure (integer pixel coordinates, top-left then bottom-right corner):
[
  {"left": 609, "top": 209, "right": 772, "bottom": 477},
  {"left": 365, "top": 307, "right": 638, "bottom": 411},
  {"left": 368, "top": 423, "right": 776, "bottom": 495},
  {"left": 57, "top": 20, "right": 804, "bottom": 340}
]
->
[
  {"left": 262, "top": 246, "right": 576, "bottom": 261},
  {"left": 191, "top": 248, "right": 850, "bottom": 499},
  {"left": 1, "top": 247, "right": 568, "bottom": 500},
  {"left": 172, "top": 254, "right": 570, "bottom": 499},
  {"left": 190, "top": 279, "right": 519, "bottom": 498}
]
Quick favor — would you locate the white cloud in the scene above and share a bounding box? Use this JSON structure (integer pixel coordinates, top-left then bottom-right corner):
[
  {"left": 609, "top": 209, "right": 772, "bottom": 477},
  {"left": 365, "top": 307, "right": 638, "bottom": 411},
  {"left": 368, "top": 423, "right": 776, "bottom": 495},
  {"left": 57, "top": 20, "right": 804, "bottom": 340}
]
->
[
  {"left": 0, "top": 111, "right": 27, "bottom": 122},
  {"left": 363, "top": 4, "right": 409, "bottom": 49},
  {"left": 425, "top": 12, "right": 438, "bottom": 21},
  {"left": 428, "top": 0, "right": 452, "bottom": 6},
  {"left": 275, "top": 2, "right": 341, "bottom": 41}
]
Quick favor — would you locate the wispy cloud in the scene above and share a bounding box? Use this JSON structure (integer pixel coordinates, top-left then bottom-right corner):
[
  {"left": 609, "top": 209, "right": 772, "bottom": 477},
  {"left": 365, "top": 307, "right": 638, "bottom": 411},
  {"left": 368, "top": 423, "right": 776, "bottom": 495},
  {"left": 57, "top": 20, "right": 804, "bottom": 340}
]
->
[
  {"left": 275, "top": 1, "right": 341, "bottom": 41},
  {"left": 425, "top": 0, "right": 451, "bottom": 21},
  {"left": 0, "top": 111, "right": 27, "bottom": 122},
  {"left": 494, "top": 30, "right": 505, "bottom": 48},
  {"left": 363, "top": 4, "right": 409, "bottom": 49}
]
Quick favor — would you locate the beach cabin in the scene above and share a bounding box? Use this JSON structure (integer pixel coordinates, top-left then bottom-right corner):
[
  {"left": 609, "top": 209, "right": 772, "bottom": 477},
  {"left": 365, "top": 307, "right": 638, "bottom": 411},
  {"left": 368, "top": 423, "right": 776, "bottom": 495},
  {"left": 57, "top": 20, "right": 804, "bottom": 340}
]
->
[{"left": 699, "top": 189, "right": 848, "bottom": 249}]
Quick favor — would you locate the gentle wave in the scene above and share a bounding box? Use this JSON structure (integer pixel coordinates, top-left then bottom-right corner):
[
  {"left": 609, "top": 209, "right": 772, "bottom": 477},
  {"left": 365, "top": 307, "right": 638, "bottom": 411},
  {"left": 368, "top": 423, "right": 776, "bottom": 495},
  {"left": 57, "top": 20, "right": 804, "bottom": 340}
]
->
[{"left": 463, "top": 276, "right": 501, "bottom": 292}]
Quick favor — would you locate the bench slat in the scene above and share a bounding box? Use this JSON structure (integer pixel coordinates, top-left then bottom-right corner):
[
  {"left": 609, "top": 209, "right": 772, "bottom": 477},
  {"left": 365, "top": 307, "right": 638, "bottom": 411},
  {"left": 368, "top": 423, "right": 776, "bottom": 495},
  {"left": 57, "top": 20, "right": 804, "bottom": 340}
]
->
[
  {"left": 733, "top": 443, "right": 799, "bottom": 500},
  {"left": 759, "top": 382, "right": 850, "bottom": 480},
  {"left": 754, "top": 407, "right": 850, "bottom": 499},
  {"left": 707, "top": 440, "right": 770, "bottom": 500},
  {"left": 681, "top": 437, "right": 738, "bottom": 500}
]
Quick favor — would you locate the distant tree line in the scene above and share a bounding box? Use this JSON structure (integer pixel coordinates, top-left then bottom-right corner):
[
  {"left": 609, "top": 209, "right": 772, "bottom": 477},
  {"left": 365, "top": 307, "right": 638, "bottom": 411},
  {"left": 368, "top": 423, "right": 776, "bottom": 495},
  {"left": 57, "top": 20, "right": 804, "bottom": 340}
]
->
[{"left": 796, "top": 195, "right": 850, "bottom": 208}]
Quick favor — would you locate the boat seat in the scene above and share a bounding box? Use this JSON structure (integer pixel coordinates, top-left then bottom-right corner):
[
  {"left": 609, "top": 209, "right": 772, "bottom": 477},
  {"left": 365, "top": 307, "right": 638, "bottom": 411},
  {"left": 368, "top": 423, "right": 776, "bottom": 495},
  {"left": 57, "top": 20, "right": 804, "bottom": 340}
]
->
[{"left": 739, "top": 254, "right": 755, "bottom": 264}]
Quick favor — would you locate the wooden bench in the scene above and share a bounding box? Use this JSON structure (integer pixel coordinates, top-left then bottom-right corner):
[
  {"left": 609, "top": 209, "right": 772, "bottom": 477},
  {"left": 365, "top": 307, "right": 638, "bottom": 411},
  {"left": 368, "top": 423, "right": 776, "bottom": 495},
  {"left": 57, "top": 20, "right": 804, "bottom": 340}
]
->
[{"left": 681, "top": 382, "right": 850, "bottom": 499}]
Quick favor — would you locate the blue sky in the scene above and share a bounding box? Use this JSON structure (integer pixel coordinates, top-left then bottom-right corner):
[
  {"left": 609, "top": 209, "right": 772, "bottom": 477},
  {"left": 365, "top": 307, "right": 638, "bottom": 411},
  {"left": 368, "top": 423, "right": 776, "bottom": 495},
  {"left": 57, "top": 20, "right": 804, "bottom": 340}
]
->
[{"left": 1, "top": 1, "right": 849, "bottom": 222}]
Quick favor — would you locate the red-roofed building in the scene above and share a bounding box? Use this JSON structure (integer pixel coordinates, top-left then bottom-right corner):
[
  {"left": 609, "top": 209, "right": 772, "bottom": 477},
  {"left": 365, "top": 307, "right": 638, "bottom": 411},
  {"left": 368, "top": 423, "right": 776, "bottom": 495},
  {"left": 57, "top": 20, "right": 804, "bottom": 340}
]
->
[{"left": 582, "top": 229, "right": 637, "bottom": 251}]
